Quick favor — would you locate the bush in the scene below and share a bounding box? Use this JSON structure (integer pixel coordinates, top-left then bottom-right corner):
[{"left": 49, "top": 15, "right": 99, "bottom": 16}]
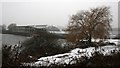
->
[
  {"left": 20, "top": 30, "right": 70, "bottom": 62},
  {"left": 2, "top": 44, "right": 23, "bottom": 68}
]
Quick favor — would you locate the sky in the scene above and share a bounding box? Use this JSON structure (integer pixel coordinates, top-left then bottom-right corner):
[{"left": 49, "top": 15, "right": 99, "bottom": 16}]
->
[{"left": 1, "top": 0, "right": 119, "bottom": 28}]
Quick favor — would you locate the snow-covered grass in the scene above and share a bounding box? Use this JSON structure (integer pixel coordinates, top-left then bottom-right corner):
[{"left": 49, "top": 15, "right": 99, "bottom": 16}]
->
[
  {"left": 92, "top": 39, "right": 120, "bottom": 45},
  {"left": 22, "top": 39, "right": 120, "bottom": 67},
  {"left": 105, "top": 39, "right": 120, "bottom": 45},
  {"left": 22, "top": 46, "right": 119, "bottom": 67}
]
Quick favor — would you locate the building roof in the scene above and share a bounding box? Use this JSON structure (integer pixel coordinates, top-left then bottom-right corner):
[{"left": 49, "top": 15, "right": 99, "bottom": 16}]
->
[
  {"left": 30, "top": 25, "right": 48, "bottom": 29},
  {"left": 45, "top": 26, "right": 60, "bottom": 31}
]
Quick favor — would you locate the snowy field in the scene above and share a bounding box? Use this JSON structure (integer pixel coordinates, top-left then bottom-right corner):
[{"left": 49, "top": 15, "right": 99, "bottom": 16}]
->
[{"left": 22, "top": 39, "right": 120, "bottom": 67}]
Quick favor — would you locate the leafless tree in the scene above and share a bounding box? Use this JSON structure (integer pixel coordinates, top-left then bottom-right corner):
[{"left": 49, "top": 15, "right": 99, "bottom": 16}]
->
[{"left": 66, "top": 6, "right": 112, "bottom": 43}]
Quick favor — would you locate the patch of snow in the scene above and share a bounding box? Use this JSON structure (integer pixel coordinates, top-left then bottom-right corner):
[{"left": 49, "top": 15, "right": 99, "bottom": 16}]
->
[
  {"left": 22, "top": 39, "right": 120, "bottom": 67},
  {"left": 33, "top": 46, "right": 119, "bottom": 66},
  {"left": 105, "top": 39, "right": 120, "bottom": 45}
]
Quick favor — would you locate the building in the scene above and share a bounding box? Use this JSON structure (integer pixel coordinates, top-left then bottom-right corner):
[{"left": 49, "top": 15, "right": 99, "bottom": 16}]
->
[
  {"left": 30, "top": 25, "right": 48, "bottom": 29},
  {"left": 12, "top": 26, "right": 35, "bottom": 33},
  {"left": 11, "top": 25, "right": 67, "bottom": 37}
]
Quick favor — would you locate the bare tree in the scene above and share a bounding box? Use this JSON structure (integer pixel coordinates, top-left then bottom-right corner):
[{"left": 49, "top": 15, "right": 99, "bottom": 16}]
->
[{"left": 66, "top": 6, "right": 112, "bottom": 43}]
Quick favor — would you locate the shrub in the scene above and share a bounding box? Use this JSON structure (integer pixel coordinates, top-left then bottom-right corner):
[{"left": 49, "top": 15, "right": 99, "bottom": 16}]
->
[
  {"left": 2, "top": 44, "right": 23, "bottom": 68},
  {"left": 20, "top": 31, "right": 70, "bottom": 62}
]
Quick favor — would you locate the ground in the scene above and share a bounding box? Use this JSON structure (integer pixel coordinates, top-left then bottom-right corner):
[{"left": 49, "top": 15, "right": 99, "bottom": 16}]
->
[{"left": 22, "top": 39, "right": 120, "bottom": 67}]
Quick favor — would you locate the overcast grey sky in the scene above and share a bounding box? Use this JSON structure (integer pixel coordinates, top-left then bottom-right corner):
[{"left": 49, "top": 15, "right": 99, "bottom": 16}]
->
[{"left": 1, "top": 0, "right": 118, "bottom": 28}]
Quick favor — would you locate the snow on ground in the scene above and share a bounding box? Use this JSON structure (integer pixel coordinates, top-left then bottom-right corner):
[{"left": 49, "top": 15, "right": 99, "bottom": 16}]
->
[
  {"left": 22, "top": 45, "right": 120, "bottom": 67},
  {"left": 105, "top": 39, "right": 120, "bottom": 45},
  {"left": 22, "top": 39, "right": 120, "bottom": 67},
  {"left": 92, "top": 39, "right": 120, "bottom": 45}
]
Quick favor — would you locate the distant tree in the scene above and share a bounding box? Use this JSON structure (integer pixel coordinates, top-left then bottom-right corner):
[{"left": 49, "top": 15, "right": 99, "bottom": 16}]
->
[
  {"left": 66, "top": 6, "right": 112, "bottom": 43},
  {"left": 8, "top": 23, "right": 16, "bottom": 31},
  {"left": 2, "top": 24, "right": 6, "bottom": 31}
]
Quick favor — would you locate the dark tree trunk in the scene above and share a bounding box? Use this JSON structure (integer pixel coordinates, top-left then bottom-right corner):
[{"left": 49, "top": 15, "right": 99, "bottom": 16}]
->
[
  {"left": 88, "top": 35, "right": 92, "bottom": 43},
  {"left": 88, "top": 29, "right": 92, "bottom": 43}
]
